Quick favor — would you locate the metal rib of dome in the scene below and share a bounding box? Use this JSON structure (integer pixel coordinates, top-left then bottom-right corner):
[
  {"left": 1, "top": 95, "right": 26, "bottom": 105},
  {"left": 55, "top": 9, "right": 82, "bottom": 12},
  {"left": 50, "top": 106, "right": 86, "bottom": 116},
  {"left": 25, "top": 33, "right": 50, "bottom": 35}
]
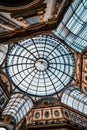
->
[{"left": 6, "top": 35, "right": 75, "bottom": 96}]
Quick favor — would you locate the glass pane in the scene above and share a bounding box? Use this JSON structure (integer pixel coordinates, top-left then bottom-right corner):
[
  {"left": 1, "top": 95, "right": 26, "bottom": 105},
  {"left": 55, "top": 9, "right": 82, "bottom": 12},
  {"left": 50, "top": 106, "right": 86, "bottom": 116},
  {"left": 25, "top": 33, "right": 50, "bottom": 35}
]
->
[
  {"left": 6, "top": 35, "right": 75, "bottom": 96},
  {"left": 53, "top": 0, "right": 87, "bottom": 52},
  {"left": 2, "top": 93, "right": 33, "bottom": 124},
  {"left": 61, "top": 85, "right": 87, "bottom": 114}
]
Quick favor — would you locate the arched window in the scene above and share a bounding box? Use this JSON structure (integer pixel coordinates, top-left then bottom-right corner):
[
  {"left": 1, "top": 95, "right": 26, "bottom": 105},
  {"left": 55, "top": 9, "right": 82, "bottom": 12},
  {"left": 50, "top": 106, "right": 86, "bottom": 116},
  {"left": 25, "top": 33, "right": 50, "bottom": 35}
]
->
[{"left": 61, "top": 85, "right": 87, "bottom": 114}]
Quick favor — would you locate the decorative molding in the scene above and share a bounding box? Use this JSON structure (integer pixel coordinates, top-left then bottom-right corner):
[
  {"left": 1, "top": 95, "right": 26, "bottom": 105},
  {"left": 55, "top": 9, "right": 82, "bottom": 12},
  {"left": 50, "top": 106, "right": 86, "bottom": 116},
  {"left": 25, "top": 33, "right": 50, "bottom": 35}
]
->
[
  {"left": 11, "top": 2, "right": 46, "bottom": 19},
  {"left": 0, "top": 0, "right": 44, "bottom": 12},
  {"left": 26, "top": 101, "right": 87, "bottom": 129},
  {"left": 0, "top": 15, "right": 21, "bottom": 30},
  {"left": 0, "top": 73, "right": 11, "bottom": 96},
  {"left": 0, "top": 0, "right": 72, "bottom": 44},
  {"left": 77, "top": 47, "right": 87, "bottom": 95},
  {"left": 0, "top": 72, "right": 11, "bottom": 111}
]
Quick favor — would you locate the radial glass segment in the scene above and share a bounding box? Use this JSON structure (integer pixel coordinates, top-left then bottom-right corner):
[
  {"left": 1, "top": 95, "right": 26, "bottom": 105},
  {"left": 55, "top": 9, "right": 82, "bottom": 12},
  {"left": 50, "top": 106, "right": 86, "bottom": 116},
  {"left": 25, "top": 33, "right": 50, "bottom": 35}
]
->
[{"left": 6, "top": 35, "right": 75, "bottom": 96}]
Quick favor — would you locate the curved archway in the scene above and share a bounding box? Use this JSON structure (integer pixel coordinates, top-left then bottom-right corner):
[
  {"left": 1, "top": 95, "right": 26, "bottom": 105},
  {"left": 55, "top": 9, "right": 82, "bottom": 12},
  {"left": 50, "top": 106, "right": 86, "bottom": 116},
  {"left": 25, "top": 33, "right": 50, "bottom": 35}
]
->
[
  {"left": 61, "top": 85, "right": 87, "bottom": 114},
  {"left": 53, "top": 0, "right": 87, "bottom": 52},
  {"left": 2, "top": 93, "right": 33, "bottom": 124}
]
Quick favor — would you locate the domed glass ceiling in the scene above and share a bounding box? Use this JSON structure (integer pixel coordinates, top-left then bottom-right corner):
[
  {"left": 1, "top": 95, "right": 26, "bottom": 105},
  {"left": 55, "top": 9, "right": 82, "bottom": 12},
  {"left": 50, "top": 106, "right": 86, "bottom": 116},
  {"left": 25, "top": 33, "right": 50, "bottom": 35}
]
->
[{"left": 6, "top": 35, "right": 75, "bottom": 96}]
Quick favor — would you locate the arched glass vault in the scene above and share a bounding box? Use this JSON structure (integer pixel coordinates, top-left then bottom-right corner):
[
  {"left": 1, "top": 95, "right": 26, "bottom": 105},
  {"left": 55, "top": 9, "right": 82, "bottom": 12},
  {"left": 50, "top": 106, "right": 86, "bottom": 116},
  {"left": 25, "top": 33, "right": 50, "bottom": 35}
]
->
[
  {"left": 53, "top": 0, "right": 87, "bottom": 52},
  {"left": 6, "top": 35, "right": 75, "bottom": 96},
  {"left": 2, "top": 93, "right": 33, "bottom": 124},
  {"left": 61, "top": 85, "right": 87, "bottom": 114}
]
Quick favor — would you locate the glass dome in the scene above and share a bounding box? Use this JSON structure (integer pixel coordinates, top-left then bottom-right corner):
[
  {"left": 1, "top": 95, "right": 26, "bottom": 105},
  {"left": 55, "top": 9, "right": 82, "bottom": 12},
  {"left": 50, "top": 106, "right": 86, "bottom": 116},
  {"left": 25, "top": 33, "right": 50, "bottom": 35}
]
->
[{"left": 6, "top": 35, "right": 75, "bottom": 96}]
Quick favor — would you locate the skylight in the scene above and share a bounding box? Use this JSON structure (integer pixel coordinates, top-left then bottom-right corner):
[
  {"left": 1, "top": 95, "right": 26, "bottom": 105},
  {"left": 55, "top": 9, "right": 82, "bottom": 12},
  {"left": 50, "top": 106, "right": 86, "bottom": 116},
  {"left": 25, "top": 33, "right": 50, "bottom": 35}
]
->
[
  {"left": 53, "top": 0, "right": 87, "bottom": 52},
  {"left": 2, "top": 93, "right": 33, "bottom": 124},
  {"left": 61, "top": 85, "right": 87, "bottom": 114},
  {"left": 6, "top": 35, "right": 75, "bottom": 96}
]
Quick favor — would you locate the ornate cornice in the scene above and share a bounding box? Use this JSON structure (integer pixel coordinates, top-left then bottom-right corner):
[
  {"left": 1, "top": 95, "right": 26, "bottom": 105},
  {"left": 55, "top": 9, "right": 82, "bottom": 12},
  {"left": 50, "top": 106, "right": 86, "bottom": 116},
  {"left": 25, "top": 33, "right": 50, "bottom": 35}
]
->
[
  {"left": 0, "top": 0, "right": 72, "bottom": 44},
  {"left": 0, "top": 0, "right": 44, "bottom": 12}
]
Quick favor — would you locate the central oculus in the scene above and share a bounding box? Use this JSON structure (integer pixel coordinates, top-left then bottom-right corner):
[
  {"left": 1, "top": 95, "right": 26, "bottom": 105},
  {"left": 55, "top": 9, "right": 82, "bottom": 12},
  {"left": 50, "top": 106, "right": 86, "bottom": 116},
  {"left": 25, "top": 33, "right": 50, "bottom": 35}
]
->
[{"left": 35, "top": 59, "right": 48, "bottom": 71}]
